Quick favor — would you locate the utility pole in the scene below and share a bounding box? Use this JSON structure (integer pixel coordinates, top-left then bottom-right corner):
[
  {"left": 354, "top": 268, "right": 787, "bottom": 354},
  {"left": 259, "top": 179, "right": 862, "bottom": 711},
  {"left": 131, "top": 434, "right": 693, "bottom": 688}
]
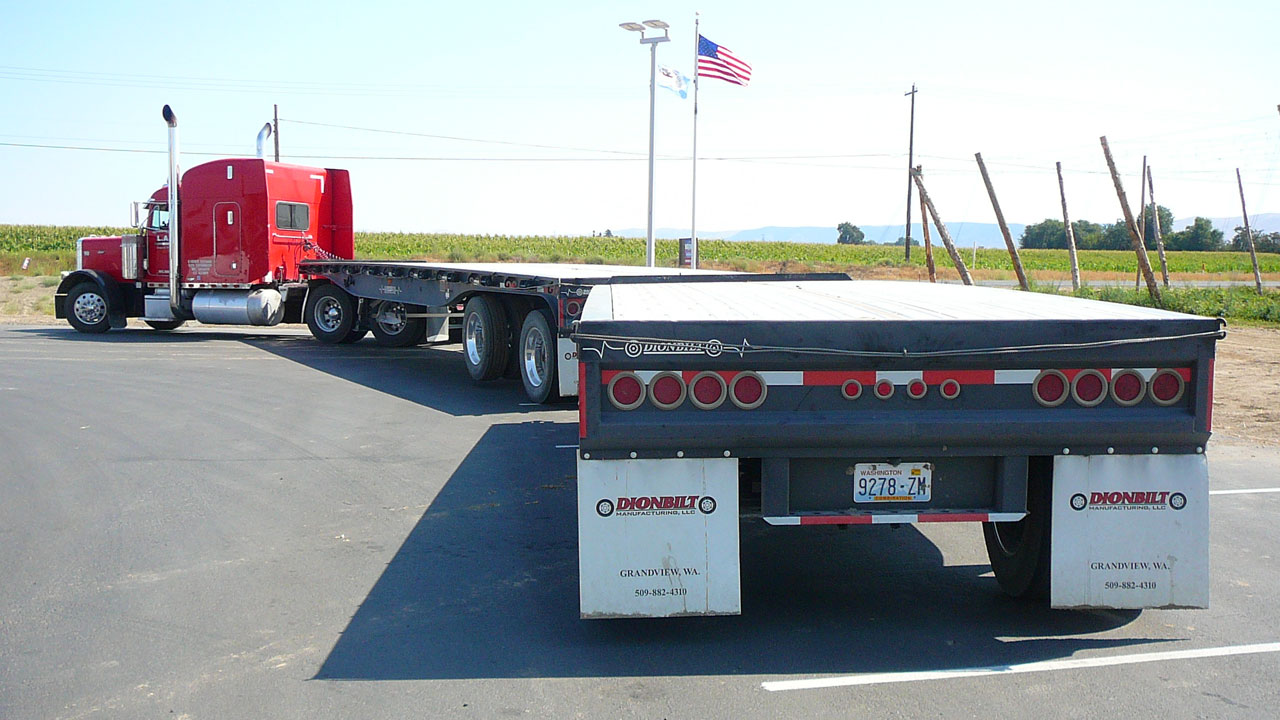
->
[
  {"left": 904, "top": 84, "right": 917, "bottom": 262},
  {"left": 1237, "top": 168, "right": 1265, "bottom": 295},
  {"left": 273, "top": 104, "right": 280, "bottom": 162},
  {"left": 1147, "top": 167, "right": 1169, "bottom": 287},
  {"left": 1100, "top": 136, "right": 1161, "bottom": 303},
  {"left": 1056, "top": 162, "right": 1081, "bottom": 292}
]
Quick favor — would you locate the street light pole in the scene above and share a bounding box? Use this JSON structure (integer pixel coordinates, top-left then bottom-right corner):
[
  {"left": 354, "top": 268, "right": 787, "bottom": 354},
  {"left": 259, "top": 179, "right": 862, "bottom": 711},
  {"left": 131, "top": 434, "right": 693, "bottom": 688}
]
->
[{"left": 621, "top": 20, "right": 670, "bottom": 267}]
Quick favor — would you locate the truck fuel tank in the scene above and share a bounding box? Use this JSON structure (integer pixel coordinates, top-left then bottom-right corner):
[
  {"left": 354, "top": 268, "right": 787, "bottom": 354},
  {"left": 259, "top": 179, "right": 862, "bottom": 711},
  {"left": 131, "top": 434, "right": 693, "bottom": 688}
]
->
[{"left": 191, "top": 289, "right": 284, "bottom": 326}]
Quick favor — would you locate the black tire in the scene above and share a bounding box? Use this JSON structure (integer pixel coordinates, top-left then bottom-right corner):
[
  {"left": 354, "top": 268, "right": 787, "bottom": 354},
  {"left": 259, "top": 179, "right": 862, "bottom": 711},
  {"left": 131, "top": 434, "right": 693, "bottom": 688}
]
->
[
  {"left": 341, "top": 327, "right": 368, "bottom": 344},
  {"left": 66, "top": 282, "right": 111, "bottom": 334},
  {"left": 462, "top": 295, "right": 509, "bottom": 381},
  {"left": 370, "top": 301, "right": 427, "bottom": 347},
  {"left": 983, "top": 457, "right": 1053, "bottom": 600},
  {"left": 305, "top": 284, "right": 356, "bottom": 344},
  {"left": 518, "top": 310, "right": 559, "bottom": 403},
  {"left": 145, "top": 319, "right": 185, "bottom": 331}
]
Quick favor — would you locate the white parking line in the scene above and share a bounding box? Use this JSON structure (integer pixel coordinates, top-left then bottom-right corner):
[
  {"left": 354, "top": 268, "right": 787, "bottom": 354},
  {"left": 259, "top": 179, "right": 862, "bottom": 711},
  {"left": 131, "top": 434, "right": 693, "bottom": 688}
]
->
[
  {"left": 1210, "top": 487, "right": 1280, "bottom": 495},
  {"left": 761, "top": 642, "right": 1280, "bottom": 692}
]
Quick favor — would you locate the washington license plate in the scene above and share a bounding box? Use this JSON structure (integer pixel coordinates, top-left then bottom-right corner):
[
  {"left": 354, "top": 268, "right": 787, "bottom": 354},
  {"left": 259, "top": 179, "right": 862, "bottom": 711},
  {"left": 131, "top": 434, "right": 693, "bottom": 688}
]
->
[{"left": 854, "top": 462, "right": 932, "bottom": 503}]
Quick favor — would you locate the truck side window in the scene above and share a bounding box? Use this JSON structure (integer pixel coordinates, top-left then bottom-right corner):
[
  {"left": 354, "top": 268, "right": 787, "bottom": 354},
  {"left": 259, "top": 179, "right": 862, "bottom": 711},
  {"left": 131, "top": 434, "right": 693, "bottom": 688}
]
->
[
  {"left": 148, "top": 205, "right": 169, "bottom": 230},
  {"left": 276, "top": 202, "right": 310, "bottom": 231}
]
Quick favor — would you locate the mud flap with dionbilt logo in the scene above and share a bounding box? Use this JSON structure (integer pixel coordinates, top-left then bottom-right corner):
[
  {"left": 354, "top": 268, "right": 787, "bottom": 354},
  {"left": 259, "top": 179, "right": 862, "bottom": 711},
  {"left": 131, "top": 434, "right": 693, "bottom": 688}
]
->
[
  {"left": 577, "top": 457, "right": 740, "bottom": 618},
  {"left": 1051, "top": 454, "right": 1209, "bottom": 609}
]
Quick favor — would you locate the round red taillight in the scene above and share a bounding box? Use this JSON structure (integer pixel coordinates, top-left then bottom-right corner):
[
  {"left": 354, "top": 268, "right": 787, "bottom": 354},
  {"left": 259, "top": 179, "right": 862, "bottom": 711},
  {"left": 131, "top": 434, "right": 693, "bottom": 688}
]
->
[
  {"left": 689, "top": 371, "right": 727, "bottom": 410},
  {"left": 1072, "top": 369, "right": 1107, "bottom": 407},
  {"left": 1033, "top": 369, "right": 1069, "bottom": 407},
  {"left": 648, "top": 372, "right": 687, "bottom": 410},
  {"left": 841, "top": 379, "right": 863, "bottom": 400},
  {"left": 939, "top": 378, "right": 961, "bottom": 400},
  {"left": 907, "top": 379, "right": 927, "bottom": 399},
  {"left": 607, "top": 372, "right": 645, "bottom": 410},
  {"left": 1110, "top": 369, "right": 1146, "bottom": 406},
  {"left": 874, "top": 380, "right": 895, "bottom": 400},
  {"left": 729, "top": 372, "right": 767, "bottom": 410},
  {"left": 565, "top": 299, "right": 582, "bottom": 316},
  {"left": 1150, "top": 369, "right": 1186, "bottom": 406}
]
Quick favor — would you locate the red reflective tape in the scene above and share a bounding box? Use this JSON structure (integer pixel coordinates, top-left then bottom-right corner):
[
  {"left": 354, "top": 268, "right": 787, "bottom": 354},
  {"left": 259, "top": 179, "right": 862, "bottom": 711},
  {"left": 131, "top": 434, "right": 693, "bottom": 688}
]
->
[
  {"left": 1176, "top": 367, "right": 1193, "bottom": 382},
  {"left": 803, "top": 370, "right": 876, "bottom": 386},
  {"left": 921, "top": 370, "right": 995, "bottom": 385},
  {"left": 918, "top": 513, "right": 987, "bottom": 523},
  {"left": 578, "top": 362, "right": 587, "bottom": 439},
  {"left": 601, "top": 369, "right": 621, "bottom": 384},
  {"left": 1206, "top": 360, "right": 1214, "bottom": 432},
  {"left": 798, "top": 515, "right": 873, "bottom": 525}
]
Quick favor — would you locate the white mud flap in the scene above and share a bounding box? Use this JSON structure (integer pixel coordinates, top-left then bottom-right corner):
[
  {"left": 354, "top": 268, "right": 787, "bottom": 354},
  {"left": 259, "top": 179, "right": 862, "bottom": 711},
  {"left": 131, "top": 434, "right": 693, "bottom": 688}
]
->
[
  {"left": 577, "top": 458, "right": 740, "bottom": 618},
  {"left": 1051, "top": 454, "right": 1209, "bottom": 609},
  {"left": 557, "top": 337, "right": 578, "bottom": 397}
]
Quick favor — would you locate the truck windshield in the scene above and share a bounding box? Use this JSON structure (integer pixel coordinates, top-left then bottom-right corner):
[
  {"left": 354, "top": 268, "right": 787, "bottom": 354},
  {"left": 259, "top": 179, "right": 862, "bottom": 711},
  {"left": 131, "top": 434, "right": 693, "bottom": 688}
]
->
[{"left": 145, "top": 204, "right": 169, "bottom": 230}]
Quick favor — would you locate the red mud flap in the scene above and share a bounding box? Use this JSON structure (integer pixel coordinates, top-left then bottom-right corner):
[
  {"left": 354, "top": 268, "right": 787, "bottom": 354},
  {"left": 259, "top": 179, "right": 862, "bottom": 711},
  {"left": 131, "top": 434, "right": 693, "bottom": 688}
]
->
[
  {"left": 577, "top": 458, "right": 741, "bottom": 618},
  {"left": 1051, "top": 454, "right": 1210, "bottom": 609}
]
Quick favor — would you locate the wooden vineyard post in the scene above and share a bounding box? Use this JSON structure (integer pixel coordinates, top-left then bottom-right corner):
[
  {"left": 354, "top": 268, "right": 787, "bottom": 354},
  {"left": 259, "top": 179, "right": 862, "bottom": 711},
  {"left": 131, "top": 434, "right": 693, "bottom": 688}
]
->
[
  {"left": 1056, "top": 162, "right": 1081, "bottom": 292},
  {"left": 918, "top": 180, "right": 937, "bottom": 283},
  {"left": 910, "top": 168, "right": 973, "bottom": 285},
  {"left": 1100, "top": 136, "right": 1162, "bottom": 304},
  {"left": 975, "top": 153, "right": 1030, "bottom": 291},
  {"left": 1147, "top": 167, "right": 1170, "bottom": 287},
  {"left": 1236, "top": 168, "right": 1265, "bottom": 295}
]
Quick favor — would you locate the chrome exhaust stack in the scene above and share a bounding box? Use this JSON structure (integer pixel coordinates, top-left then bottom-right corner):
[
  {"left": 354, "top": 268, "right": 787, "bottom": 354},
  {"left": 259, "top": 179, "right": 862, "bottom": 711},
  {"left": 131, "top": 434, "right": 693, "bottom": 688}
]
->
[
  {"left": 162, "top": 104, "right": 182, "bottom": 317},
  {"left": 256, "top": 122, "right": 273, "bottom": 159}
]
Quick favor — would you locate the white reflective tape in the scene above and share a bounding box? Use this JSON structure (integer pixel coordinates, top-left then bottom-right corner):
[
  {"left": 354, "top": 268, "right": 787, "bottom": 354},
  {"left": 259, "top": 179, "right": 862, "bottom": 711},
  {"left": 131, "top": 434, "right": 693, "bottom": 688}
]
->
[
  {"left": 986, "top": 513, "right": 1028, "bottom": 522},
  {"left": 634, "top": 370, "right": 660, "bottom": 382},
  {"left": 871, "top": 514, "right": 916, "bottom": 524},
  {"left": 1210, "top": 487, "right": 1280, "bottom": 495},
  {"left": 763, "top": 516, "right": 802, "bottom": 526},
  {"left": 876, "top": 370, "right": 922, "bottom": 385},
  {"left": 995, "top": 369, "right": 1039, "bottom": 384},
  {"left": 759, "top": 371, "right": 804, "bottom": 386}
]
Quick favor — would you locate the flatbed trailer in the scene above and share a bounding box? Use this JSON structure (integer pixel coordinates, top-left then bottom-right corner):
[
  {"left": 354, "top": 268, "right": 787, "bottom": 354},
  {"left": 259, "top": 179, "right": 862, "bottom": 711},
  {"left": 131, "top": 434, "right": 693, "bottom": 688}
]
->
[
  {"left": 297, "top": 259, "right": 768, "bottom": 402},
  {"left": 571, "top": 276, "right": 1223, "bottom": 618}
]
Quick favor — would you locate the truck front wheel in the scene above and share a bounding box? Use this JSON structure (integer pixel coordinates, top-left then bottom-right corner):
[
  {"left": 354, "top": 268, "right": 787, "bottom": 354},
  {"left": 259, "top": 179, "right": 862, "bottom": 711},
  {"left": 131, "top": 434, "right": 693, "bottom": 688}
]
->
[
  {"left": 462, "top": 295, "right": 509, "bottom": 381},
  {"left": 519, "top": 311, "right": 558, "bottom": 403},
  {"left": 305, "top": 284, "right": 356, "bottom": 344},
  {"left": 370, "top": 301, "right": 427, "bottom": 347},
  {"left": 66, "top": 282, "right": 111, "bottom": 334},
  {"left": 982, "top": 458, "right": 1052, "bottom": 600}
]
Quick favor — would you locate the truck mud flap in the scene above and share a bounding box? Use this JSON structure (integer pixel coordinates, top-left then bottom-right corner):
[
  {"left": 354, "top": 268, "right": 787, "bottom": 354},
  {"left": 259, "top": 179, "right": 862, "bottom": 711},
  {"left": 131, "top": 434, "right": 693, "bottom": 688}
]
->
[
  {"left": 1051, "top": 454, "right": 1209, "bottom": 609},
  {"left": 577, "top": 457, "right": 740, "bottom": 618}
]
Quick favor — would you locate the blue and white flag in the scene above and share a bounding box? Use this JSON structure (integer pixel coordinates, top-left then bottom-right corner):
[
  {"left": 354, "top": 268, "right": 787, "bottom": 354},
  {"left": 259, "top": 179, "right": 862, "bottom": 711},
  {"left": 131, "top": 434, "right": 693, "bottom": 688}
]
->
[{"left": 656, "top": 65, "right": 691, "bottom": 99}]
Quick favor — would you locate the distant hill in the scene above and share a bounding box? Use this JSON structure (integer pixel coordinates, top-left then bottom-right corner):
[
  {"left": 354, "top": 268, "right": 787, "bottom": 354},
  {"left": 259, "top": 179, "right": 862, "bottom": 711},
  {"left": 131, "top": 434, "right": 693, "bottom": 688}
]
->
[
  {"left": 615, "top": 222, "right": 1023, "bottom": 249},
  {"left": 1173, "top": 214, "right": 1280, "bottom": 235}
]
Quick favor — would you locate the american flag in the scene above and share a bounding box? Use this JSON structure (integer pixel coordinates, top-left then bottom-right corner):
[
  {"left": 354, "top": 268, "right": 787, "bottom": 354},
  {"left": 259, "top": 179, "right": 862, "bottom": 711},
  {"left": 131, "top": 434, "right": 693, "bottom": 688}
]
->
[{"left": 697, "top": 35, "right": 752, "bottom": 86}]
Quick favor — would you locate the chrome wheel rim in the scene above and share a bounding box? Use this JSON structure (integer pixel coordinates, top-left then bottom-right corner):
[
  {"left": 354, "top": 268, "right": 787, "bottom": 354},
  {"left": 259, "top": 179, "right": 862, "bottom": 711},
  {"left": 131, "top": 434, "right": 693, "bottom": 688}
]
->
[
  {"left": 377, "top": 302, "right": 407, "bottom": 335},
  {"left": 523, "top": 324, "right": 548, "bottom": 388},
  {"left": 464, "top": 312, "right": 485, "bottom": 366},
  {"left": 73, "top": 291, "right": 107, "bottom": 325},
  {"left": 314, "top": 296, "right": 344, "bottom": 333}
]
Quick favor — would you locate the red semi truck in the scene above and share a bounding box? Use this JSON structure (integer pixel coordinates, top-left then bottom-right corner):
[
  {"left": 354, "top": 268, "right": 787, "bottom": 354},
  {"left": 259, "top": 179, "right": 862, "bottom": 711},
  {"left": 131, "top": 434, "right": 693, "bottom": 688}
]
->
[{"left": 56, "top": 106, "right": 355, "bottom": 336}]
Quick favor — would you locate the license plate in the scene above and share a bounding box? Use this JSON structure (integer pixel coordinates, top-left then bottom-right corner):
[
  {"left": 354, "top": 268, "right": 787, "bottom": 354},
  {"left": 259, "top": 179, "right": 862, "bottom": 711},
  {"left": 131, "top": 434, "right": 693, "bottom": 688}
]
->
[{"left": 853, "top": 462, "right": 932, "bottom": 503}]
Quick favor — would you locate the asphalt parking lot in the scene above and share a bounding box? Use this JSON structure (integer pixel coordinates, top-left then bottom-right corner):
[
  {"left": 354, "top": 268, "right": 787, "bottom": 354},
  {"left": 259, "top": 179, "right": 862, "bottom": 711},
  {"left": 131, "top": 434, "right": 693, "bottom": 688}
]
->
[{"left": 1, "top": 325, "right": 1277, "bottom": 719}]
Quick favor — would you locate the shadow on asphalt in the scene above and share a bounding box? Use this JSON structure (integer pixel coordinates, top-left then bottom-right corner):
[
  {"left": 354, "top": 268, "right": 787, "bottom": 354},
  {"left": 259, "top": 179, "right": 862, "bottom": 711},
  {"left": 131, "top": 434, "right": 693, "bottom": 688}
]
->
[
  {"left": 315, "top": 422, "right": 1149, "bottom": 681},
  {"left": 14, "top": 326, "right": 552, "bottom": 417}
]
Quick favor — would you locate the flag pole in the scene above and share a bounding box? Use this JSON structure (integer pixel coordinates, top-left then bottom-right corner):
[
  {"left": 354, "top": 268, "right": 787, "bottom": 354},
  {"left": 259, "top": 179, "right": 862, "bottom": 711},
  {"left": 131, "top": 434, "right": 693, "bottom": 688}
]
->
[{"left": 690, "top": 13, "right": 700, "bottom": 269}]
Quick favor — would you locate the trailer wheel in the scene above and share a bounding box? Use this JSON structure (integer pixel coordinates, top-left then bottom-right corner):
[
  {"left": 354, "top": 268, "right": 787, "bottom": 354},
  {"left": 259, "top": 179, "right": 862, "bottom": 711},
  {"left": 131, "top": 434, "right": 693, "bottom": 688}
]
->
[
  {"left": 370, "top": 301, "right": 427, "bottom": 347},
  {"left": 145, "top": 320, "right": 185, "bottom": 331},
  {"left": 982, "top": 458, "right": 1052, "bottom": 600},
  {"left": 462, "top": 295, "right": 509, "bottom": 381},
  {"left": 341, "top": 327, "right": 368, "bottom": 344},
  {"left": 305, "top": 284, "right": 355, "bottom": 344},
  {"left": 519, "top": 311, "right": 558, "bottom": 403},
  {"left": 66, "top": 282, "right": 111, "bottom": 334}
]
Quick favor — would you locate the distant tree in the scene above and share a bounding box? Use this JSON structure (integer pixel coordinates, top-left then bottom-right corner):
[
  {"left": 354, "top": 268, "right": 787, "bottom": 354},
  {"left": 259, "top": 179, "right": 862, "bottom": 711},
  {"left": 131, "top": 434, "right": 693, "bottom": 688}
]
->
[
  {"left": 1231, "top": 226, "right": 1280, "bottom": 254},
  {"left": 1096, "top": 221, "right": 1136, "bottom": 251},
  {"left": 1019, "top": 219, "right": 1067, "bottom": 249},
  {"left": 890, "top": 235, "right": 918, "bottom": 247},
  {"left": 1164, "top": 217, "right": 1224, "bottom": 251},
  {"left": 1138, "top": 205, "right": 1175, "bottom": 248},
  {"left": 603, "top": 229, "right": 613, "bottom": 237},
  {"left": 1070, "top": 220, "right": 1105, "bottom": 250},
  {"left": 837, "top": 222, "right": 865, "bottom": 245}
]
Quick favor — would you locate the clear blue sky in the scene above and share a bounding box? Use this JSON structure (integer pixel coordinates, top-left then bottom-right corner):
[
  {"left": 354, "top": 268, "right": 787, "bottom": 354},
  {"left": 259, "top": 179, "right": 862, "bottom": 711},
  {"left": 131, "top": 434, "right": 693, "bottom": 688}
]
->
[{"left": 2, "top": 0, "right": 1278, "bottom": 237}]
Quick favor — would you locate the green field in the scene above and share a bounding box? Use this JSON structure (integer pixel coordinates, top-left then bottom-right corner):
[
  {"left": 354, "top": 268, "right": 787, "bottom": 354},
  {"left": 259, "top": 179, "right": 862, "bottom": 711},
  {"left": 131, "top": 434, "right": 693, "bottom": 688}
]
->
[{"left": 4, "top": 224, "right": 1278, "bottom": 276}]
